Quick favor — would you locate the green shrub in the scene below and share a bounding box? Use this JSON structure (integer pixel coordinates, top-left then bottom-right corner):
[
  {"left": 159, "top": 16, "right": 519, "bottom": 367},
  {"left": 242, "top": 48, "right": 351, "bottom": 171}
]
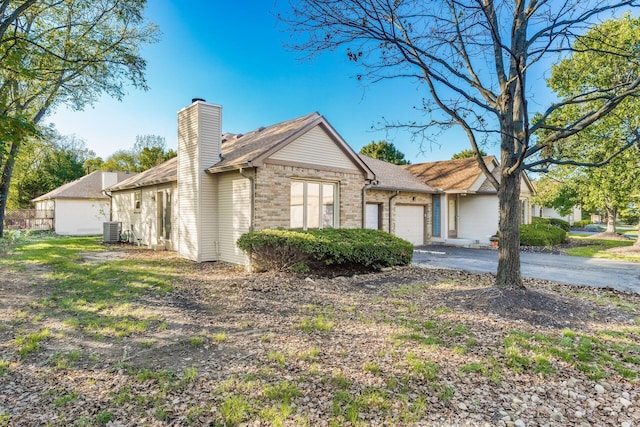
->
[
  {"left": 520, "top": 223, "right": 567, "bottom": 247},
  {"left": 573, "top": 220, "right": 592, "bottom": 228},
  {"left": 532, "top": 216, "right": 570, "bottom": 232},
  {"left": 237, "top": 228, "right": 413, "bottom": 273},
  {"left": 548, "top": 218, "right": 570, "bottom": 232}
]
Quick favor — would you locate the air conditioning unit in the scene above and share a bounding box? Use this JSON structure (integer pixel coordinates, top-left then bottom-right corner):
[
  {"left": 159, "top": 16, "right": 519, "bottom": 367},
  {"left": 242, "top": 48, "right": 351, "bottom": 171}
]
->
[{"left": 103, "top": 222, "right": 121, "bottom": 243}]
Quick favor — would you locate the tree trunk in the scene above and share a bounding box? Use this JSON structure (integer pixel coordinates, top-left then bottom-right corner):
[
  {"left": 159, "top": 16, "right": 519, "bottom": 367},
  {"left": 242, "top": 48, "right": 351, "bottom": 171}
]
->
[
  {"left": 605, "top": 207, "right": 617, "bottom": 234},
  {"left": 0, "top": 141, "right": 19, "bottom": 236},
  {"left": 496, "top": 167, "right": 524, "bottom": 289}
]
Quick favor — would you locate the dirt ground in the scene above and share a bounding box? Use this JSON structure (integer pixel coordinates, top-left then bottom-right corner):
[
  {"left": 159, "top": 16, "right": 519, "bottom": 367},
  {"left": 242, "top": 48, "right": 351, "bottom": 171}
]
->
[{"left": 1, "top": 246, "right": 639, "bottom": 426}]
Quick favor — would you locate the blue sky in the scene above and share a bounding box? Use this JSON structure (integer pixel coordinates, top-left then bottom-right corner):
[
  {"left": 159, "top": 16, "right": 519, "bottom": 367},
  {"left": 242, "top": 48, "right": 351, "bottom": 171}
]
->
[{"left": 48, "top": 1, "right": 497, "bottom": 162}]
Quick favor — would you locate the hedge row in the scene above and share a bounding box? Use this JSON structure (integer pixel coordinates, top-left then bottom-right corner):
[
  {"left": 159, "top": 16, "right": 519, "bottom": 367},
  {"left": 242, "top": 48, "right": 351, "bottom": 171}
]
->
[
  {"left": 237, "top": 228, "right": 413, "bottom": 273},
  {"left": 520, "top": 223, "right": 567, "bottom": 246},
  {"left": 531, "top": 216, "right": 570, "bottom": 232},
  {"left": 573, "top": 219, "right": 593, "bottom": 228}
]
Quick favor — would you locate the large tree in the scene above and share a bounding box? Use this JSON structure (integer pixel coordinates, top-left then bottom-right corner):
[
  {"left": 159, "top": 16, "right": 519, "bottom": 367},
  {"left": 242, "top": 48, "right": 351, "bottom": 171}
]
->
[
  {"left": 0, "top": 0, "right": 158, "bottom": 234},
  {"left": 451, "top": 149, "right": 488, "bottom": 160},
  {"left": 285, "top": 2, "right": 640, "bottom": 288},
  {"left": 9, "top": 131, "right": 92, "bottom": 208},
  {"left": 102, "top": 134, "right": 176, "bottom": 172},
  {"left": 359, "top": 140, "right": 410, "bottom": 164},
  {"left": 540, "top": 15, "right": 640, "bottom": 235}
]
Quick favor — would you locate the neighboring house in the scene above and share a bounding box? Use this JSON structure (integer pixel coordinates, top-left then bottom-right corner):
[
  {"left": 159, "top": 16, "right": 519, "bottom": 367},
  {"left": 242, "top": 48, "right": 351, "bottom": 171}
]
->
[
  {"left": 109, "top": 100, "right": 378, "bottom": 265},
  {"left": 359, "top": 154, "right": 436, "bottom": 245},
  {"left": 32, "top": 170, "right": 135, "bottom": 235},
  {"left": 405, "top": 156, "right": 536, "bottom": 245},
  {"left": 531, "top": 204, "right": 582, "bottom": 225}
]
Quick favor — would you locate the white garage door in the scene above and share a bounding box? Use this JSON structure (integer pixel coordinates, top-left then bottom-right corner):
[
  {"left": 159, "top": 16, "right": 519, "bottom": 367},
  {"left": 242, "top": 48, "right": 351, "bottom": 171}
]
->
[
  {"left": 366, "top": 204, "right": 380, "bottom": 229},
  {"left": 396, "top": 205, "right": 424, "bottom": 245}
]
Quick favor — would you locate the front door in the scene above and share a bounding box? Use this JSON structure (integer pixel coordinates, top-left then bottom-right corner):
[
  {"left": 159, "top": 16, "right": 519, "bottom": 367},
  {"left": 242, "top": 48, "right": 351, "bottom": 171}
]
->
[{"left": 448, "top": 195, "right": 457, "bottom": 238}]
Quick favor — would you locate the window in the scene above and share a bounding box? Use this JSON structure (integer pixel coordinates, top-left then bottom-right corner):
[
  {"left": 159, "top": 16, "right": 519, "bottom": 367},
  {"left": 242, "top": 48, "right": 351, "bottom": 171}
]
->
[
  {"left": 133, "top": 191, "right": 141, "bottom": 212},
  {"left": 290, "top": 180, "right": 337, "bottom": 229},
  {"left": 163, "top": 190, "right": 172, "bottom": 239}
]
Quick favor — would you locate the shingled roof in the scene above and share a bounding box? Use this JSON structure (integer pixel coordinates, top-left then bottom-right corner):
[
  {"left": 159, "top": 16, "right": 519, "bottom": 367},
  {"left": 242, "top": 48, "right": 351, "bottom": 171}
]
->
[
  {"left": 108, "top": 157, "right": 177, "bottom": 191},
  {"left": 212, "top": 113, "right": 322, "bottom": 170},
  {"left": 33, "top": 170, "right": 135, "bottom": 201},
  {"left": 404, "top": 156, "right": 498, "bottom": 193},
  {"left": 359, "top": 155, "right": 436, "bottom": 193},
  {"left": 109, "top": 112, "right": 375, "bottom": 190}
]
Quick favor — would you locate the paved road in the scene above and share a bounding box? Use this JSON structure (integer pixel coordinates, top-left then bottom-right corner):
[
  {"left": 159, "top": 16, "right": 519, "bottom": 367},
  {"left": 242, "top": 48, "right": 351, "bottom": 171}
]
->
[{"left": 413, "top": 245, "right": 640, "bottom": 294}]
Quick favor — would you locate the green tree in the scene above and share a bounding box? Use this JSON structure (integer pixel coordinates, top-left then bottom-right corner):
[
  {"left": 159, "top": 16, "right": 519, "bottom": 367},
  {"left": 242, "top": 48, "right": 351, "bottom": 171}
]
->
[
  {"left": 9, "top": 131, "right": 92, "bottom": 208},
  {"left": 102, "top": 135, "right": 176, "bottom": 172},
  {"left": 83, "top": 157, "right": 106, "bottom": 174},
  {"left": 359, "top": 140, "right": 410, "bottom": 165},
  {"left": 103, "top": 150, "right": 138, "bottom": 173},
  {"left": 531, "top": 175, "right": 580, "bottom": 218},
  {"left": 286, "top": 4, "right": 640, "bottom": 288},
  {"left": 134, "top": 135, "right": 176, "bottom": 171},
  {"left": 0, "top": 0, "right": 158, "bottom": 234},
  {"left": 451, "top": 149, "right": 488, "bottom": 160},
  {"left": 541, "top": 15, "right": 640, "bottom": 236}
]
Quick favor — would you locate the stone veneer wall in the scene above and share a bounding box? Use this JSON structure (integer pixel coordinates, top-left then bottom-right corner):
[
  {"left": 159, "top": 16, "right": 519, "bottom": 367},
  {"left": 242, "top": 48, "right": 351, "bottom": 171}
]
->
[
  {"left": 253, "top": 163, "right": 366, "bottom": 230},
  {"left": 365, "top": 189, "right": 432, "bottom": 240}
]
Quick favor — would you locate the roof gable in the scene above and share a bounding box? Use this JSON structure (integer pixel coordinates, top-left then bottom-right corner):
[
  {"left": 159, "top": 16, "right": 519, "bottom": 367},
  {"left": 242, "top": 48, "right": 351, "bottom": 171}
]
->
[
  {"left": 33, "top": 170, "right": 135, "bottom": 201},
  {"left": 405, "top": 156, "right": 497, "bottom": 192},
  {"left": 268, "top": 126, "right": 359, "bottom": 172},
  {"left": 208, "top": 113, "right": 374, "bottom": 179},
  {"left": 405, "top": 155, "right": 536, "bottom": 195}
]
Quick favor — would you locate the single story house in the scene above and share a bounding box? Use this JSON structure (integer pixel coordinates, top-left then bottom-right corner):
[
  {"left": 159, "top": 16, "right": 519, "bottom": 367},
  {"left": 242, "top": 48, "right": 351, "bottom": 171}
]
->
[
  {"left": 32, "top": 170, "right": 135, "bottom": 235},
  {"left": 531, "top": 204, "right": 582, "bottom": 225},
  {"left": 108, "top": 99, "right": 536, "bottom": 265},
  {"left": 405, "top": 156, "right": 536, "bottom": 245},
  {"left": 110, "top": 100, "right": 379, "bottom": 264}
]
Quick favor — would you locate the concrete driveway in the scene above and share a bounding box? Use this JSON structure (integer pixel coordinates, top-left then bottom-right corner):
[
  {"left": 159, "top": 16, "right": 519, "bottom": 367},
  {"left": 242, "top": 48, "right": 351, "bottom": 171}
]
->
[{"left": 413, "top": 245, "right": 640, "bottom": 294}]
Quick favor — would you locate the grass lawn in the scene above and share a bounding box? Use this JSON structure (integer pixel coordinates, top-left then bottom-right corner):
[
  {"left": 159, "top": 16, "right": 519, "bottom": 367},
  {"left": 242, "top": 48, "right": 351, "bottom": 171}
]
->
[
  {"left": 565, "top": 235, "right": 639, "bottom": 262},
  {"left": 1, "top": 234, "right": 639, "bottom": 426}
]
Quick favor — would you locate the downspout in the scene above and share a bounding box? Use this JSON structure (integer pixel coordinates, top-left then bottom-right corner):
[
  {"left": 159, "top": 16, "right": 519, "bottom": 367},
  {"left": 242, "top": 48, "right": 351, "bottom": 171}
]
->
[
  {"left": 388, "top": 191, "right": 400, "bottom": 234},
  {"left": 102, "top": 190, "right": 112, "bottom": 221},
  {"left": 239, "top": 163, "right": 255, "bottom": 231},
  {"left": 361, "top": 181, "right": 375, "bottom": 228}
]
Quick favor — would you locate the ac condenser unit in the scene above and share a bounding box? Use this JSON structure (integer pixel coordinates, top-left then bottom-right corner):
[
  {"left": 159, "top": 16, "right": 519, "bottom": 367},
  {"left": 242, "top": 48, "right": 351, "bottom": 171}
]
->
[{"left": 103, "top": 222, "right": 121, "bottom": 243}]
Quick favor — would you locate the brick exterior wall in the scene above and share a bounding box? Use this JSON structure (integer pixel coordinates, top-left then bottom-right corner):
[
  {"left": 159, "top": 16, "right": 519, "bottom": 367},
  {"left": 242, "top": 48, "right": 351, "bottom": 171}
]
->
[
  {"left": 254, "top": 163, "right": 365, "bottom": 230},
  {"left": 365, "top": 189, "right": 432, "bottom": 241}
]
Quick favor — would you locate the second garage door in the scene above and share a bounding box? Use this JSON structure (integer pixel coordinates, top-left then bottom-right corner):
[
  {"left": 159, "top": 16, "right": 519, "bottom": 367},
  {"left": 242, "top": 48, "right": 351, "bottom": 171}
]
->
[{"left": 395, "top": 205, "right": 425, "bottom": 245}]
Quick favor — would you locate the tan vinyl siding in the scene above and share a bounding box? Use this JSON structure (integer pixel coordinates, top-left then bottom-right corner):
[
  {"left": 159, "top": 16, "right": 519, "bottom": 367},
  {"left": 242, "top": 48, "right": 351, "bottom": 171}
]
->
[
  {"left": 198, "top": 106, "right": 221, "bottom": 261},
  {"left": 177, "top": 101, "right": 221, "bottom": 261},
  {"left": 269, "top": 127, "right": 360, "bottom": 171},
  {"left": 218, "top": 173, "right": 250, "bottom": 265},
  {"left": 177, "top": 105, "right": 199, "bottom": 260},
  {"left": 111, "top": 184, "right": 178, "bottom": 247}
]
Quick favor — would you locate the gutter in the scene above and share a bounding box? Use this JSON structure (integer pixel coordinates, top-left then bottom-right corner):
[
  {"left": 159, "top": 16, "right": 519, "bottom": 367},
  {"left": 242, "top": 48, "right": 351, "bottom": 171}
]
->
[
  {"left": 207, "top": 162, "right": 253, "bottom": 174},
  {"left": 239, "top": 162, "right": 255, "bottom": 231}
]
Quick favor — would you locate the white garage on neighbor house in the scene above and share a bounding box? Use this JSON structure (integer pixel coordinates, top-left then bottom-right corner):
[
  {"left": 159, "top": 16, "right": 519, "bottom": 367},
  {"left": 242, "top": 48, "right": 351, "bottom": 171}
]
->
[
  {"left": 32, "top": 170, "right": 135, "bottom": 235},
  {"left": 405, "top": 156, "right": 536, "bottom": 245},
  {"left": 359, "top": 154, "right": 435, "bottom": 246}
]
